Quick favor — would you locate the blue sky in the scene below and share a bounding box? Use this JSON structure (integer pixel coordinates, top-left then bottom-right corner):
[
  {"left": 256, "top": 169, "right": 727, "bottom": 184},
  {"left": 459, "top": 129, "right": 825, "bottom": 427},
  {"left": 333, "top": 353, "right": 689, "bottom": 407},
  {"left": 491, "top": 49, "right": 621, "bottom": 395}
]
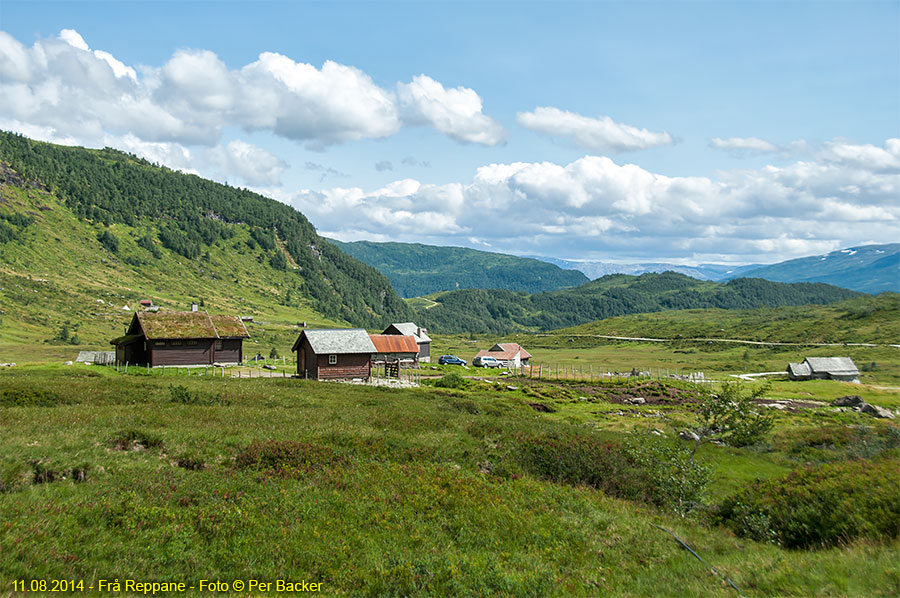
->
[{"left": 1, "top": 1, "right": 898, "bottom": 264}]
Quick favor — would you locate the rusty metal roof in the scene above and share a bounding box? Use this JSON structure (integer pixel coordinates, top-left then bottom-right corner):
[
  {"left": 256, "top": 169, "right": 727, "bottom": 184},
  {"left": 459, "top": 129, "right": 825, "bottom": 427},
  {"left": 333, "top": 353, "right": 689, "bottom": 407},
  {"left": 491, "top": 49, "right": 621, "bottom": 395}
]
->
[{"left": 369, "top": 334, "right": 419, "bottom": 354}]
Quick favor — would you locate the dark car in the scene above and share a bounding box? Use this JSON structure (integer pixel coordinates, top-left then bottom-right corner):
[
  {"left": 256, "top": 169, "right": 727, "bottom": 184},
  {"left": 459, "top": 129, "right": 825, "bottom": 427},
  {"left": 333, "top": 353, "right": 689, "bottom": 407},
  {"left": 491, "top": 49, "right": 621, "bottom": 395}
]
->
[{"left": 438, "top": 355, "right": 467, "bottom": 366}]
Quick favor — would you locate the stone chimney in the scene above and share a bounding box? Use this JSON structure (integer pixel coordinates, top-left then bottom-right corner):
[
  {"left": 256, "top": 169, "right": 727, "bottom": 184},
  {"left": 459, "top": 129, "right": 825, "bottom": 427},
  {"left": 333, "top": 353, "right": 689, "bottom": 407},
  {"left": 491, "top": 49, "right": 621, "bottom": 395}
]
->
[{"left": 191, "top": 302, "right": 198, "bottom": 312}]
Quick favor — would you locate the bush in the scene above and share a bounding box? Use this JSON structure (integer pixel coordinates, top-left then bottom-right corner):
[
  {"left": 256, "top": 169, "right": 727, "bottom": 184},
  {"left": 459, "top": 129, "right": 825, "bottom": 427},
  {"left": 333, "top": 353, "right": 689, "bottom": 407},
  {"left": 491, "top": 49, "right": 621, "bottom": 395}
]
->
[
  {"left": 109, "top": 429, "right": 164, "bottom": 451},
  {"left": 434, "top": 372, "right": 468, "bottom": 389},
  {"left": 168, "top": 384, "right": 226, "bottom": 406},
  {"left": 711, "top": 458, "right": 900, "bottom": 548},
  {"left": 97, "top": 229, "right": 119, "bottom": 253},
  {"left": 0, "top": 387, "right": 62, "bottom": 407},
  {"left": 234, "top": 440, "right": 346, "bottom": 477},
  {"left": 514, "top": 431, "right": 707, "bottom": 513}
]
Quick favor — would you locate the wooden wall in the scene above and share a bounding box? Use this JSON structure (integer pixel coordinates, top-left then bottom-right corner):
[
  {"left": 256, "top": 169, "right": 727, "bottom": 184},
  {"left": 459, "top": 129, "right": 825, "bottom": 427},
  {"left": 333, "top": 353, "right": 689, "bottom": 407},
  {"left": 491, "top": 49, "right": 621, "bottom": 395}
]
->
[
  {"left": 149, "top": 340, "right": 214, "bottom": 366},
  {"left": 315, "top": 353, "right": 371, "bottom": 380}
]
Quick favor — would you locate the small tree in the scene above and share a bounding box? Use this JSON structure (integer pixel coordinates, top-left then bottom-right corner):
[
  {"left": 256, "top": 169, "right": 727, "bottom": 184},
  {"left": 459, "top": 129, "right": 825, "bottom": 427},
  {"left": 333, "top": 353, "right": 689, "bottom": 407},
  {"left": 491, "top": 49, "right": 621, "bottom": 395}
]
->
[
  {"left": 686, "top": 382, "right": 775, "bottom": 462},
  {"left": 269, "top": 347, "right": 279, "bottom": 359}
]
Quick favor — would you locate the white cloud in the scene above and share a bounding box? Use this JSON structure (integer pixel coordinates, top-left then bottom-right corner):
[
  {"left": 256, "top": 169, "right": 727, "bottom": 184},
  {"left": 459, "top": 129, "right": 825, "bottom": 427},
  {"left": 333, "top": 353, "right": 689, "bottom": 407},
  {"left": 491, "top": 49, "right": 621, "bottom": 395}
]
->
[
  {"left": 292, "top": 141, "right": 900, "bottom": 264},
  {"left": 0, "top": 28, "right": 499, "bottom": 154},
  {"left": 397, "top": 75, "right": 505, "bottom": 146},
  {"left": 516, "top": 106, "right": 673, "bottom": 153},
  {"left": 210, "top": 140, "right": 286, "bottom": 186},
  {"left": 710, "top": 136, "right": 779, "bottom": 154}
]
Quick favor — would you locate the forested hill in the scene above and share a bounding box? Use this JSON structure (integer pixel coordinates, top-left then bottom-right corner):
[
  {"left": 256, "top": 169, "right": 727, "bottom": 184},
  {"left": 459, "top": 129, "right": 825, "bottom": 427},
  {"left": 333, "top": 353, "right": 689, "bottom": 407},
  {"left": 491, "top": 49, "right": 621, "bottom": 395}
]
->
[
  {"left": 330, "top": 239, "right": 590, "bottom": 297},
  {"left": 414, "top": 271, "right": 863, "bottom": 333},
  {"left": 0, "top": 131, "right": 411, "bottom": 331}
]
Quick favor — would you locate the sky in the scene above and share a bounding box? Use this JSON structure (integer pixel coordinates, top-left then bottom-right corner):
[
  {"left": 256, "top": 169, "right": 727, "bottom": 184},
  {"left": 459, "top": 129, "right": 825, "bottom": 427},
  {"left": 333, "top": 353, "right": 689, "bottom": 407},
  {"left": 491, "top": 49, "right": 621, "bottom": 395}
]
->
[{"left": 1, "top": 0, "right": 898, "bottom": 266}]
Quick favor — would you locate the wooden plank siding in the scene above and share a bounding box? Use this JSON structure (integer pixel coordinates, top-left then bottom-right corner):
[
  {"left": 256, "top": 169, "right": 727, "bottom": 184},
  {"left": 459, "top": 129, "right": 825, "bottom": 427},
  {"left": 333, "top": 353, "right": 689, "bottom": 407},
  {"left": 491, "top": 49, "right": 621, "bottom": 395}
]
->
[
  {"left": 149, "top": 340, "right": 214, "bottom": 366},
  {"left": 314, "top": 353, "right": 371, "bottom": 380}
]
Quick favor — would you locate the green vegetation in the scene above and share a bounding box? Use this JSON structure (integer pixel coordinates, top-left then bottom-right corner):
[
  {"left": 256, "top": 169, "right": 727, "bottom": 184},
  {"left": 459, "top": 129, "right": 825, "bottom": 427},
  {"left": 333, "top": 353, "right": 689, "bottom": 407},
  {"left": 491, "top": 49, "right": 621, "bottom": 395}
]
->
[
  {"left": 332, "top": 239, "right": 589, "bottom": 297},
  {"left": 0, "top": 131, "right": 411, "bottom": 331},
  {"left": 556, "top": 293, "right": 900, "bottom": 345},
  {"left": 1, "top": 366, "right": 898, "bottom": 596},
  {"left": 415, "top": 272, "right": 862, "bottom": 333},
  {"left": 712, "top": 458, "right": 900, "bottom": 549}
]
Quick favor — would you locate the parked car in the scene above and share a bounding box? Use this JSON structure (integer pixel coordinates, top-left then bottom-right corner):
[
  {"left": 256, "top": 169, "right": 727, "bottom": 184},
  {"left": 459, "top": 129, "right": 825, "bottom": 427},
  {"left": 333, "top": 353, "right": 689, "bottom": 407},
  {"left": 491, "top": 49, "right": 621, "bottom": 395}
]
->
[
  {"left": 473, "top": 355, "right": 502, "bottom": 368},
  {"left": 438, "top": 355, "right": 467, "bottom": 366}
]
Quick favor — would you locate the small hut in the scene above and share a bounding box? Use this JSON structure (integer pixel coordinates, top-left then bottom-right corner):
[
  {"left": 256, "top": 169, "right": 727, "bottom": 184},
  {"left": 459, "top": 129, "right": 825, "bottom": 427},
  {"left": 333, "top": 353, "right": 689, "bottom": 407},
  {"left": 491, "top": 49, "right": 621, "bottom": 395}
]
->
[
  {"left": 788, "top": 357, "right": 860, "bottom": 383},
  {"left": 292, "top": 329, "right": 376, "bottom": 381}
]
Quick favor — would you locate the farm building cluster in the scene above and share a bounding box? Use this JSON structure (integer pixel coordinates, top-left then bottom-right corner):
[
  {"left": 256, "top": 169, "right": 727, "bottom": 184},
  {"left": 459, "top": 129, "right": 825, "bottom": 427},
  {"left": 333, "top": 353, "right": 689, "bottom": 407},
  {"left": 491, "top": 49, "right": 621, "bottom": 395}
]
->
[{"left": 109, "top": 310, "right": 438, "bottom": 380}]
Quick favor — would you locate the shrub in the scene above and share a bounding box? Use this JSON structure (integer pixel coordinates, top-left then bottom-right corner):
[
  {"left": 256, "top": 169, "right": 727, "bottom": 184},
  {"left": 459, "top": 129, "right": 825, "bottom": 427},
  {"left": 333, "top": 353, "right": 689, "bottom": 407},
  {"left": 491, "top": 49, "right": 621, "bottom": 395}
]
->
[
  {"left": 168, "top": 384, "right": 226, "bottom": 406},
  {"left": 234, "top": 440, "right": 346, "bottom": 477},
  {"left": 514, "top": 431, "right": 707, "bottom": 513},
  {"left": 0, "top": 387, "right": 62, "bottom": 407},
  {"left": 109, "top": 429, "right": 164, "bottom": 451},
  {"left": 97, "top": 229, "right": 119, "bottom": 253},
  {"left": 711, "top": 458, "right": 900, "bottom": 548},
  {"left": 434, "top": 372, "right": 468, "bottom": 389}
]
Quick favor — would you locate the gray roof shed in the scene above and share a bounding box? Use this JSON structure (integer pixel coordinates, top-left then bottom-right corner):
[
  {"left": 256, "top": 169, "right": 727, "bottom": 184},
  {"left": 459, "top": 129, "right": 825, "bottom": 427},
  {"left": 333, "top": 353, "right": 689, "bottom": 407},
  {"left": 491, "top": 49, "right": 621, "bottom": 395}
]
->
[
  {"left": 385, "top": 322, "right": 431, "bottom": 343},
  {"left": 292, "top": 329, "right": 377, "bottom": 355}
]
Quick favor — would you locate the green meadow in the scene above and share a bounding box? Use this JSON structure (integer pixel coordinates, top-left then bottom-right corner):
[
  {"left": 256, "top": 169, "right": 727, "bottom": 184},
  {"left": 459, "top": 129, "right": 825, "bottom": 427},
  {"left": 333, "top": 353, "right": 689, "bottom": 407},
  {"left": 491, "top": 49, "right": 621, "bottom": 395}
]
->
[{"left": 1, "top": 363, "right": 898, "bottom": 596}]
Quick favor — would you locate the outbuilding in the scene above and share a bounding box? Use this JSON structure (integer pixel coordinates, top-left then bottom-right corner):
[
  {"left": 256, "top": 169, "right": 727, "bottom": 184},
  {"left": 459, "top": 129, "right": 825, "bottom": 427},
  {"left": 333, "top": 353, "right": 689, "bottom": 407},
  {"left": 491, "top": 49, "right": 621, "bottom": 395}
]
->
[
  {"left": 475, "top": 343, "right": 532, "bottom": 367},
  {"left": 109, "top": 310, "right": 249, "bottom": 366},
  {"left": 382, "top": 322, "right": 431, "bottom": 362},
  {"left": 292, "top": 329, "right": 376, "bottom": 380},
  {"left": 788, "top": 357, "right": 860, "bottom": 383},
  {"left": 369, "top": 334, "right": 420, "bottom": 366}
]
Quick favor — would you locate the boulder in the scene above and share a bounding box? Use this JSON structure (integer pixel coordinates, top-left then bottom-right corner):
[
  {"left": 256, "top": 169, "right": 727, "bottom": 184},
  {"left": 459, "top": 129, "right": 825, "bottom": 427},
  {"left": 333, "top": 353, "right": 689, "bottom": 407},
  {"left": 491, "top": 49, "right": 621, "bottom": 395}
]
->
[
  {"left": 679, "top": 430, "right": 701, "bottom": 442},
  {"left": 861, "top": 403, "right": 895, "bottom": 419},
  {"left": 832, "top": 395, "right": 865, "bottom": 408},
  {"left": 625, "top": 397, "right": 646, "bottom": 405}
]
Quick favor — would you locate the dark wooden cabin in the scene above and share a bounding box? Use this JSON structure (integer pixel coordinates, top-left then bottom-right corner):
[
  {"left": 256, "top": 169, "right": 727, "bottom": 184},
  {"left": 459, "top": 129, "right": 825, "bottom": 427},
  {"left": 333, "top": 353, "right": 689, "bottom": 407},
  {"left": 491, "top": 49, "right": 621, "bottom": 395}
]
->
[
  {"left": 110, "top": 310, "right": 249, "bottom": 366},
  {"left": 292, "top": 329, "right": 376, "bottom": 381}
]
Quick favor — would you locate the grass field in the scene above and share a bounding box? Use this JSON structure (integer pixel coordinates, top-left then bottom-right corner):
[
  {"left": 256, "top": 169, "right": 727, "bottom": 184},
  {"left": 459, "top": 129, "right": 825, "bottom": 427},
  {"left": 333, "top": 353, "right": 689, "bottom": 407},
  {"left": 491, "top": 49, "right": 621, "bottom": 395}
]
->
[{"left": 1, "top": 365, "right": 898, "bottom": 596}]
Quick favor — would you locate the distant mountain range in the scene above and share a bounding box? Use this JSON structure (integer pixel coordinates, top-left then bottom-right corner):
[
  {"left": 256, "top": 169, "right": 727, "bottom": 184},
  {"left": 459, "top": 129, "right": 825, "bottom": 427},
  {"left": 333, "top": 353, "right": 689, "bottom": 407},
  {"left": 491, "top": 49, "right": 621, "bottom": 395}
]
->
[
  {"left": 729, "top": 244, "right": 899, "bottom": 294},
  {"left": 330, "top": 240, "right": 589, "bottom": 298},
  {"left": 533, "top": 244, "right": 899, "bottom": 294},
  {"left": 530, "top": 257, "right": 763, "bottom": 282}
]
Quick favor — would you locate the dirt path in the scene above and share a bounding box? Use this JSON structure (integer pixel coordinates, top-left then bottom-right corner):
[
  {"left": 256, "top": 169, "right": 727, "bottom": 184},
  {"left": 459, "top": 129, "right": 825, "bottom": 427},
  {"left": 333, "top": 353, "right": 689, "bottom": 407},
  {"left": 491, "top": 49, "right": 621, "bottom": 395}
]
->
[{"left": 538, "top": 333, "right": 899, "bottom": 348}]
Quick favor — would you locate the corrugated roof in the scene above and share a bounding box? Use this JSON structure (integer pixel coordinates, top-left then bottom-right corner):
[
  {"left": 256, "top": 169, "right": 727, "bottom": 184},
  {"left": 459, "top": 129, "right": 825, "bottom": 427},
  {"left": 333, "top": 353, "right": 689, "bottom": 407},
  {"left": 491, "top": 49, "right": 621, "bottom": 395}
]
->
[
  {"left": 479, "top": 343, "right": 532, "bottom": 360},
  {"left": 369, "top": 334, "right": 419, "bottom": 354},
  {"left": 805, "top": 357, "right": 859, "bottom": 375},
  {"left": 385, "top": 322, "right": 432, "bottom": 343},
  {"left": 136, "top": 311, "right": 217, "bottom": 339},
  {"left": 293, "top": 329, "right": 377, "bottom": 354},
  {"left": 210, "top": 314, "right": 250, "bottom": 338},
  {"left": 788, "top": 362, "right": 811, "bottom": 377}
]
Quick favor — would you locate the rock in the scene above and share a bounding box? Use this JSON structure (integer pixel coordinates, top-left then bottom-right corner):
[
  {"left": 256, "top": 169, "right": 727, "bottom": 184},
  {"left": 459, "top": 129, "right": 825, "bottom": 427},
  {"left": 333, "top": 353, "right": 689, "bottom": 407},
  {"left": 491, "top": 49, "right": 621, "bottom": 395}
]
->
[
  {"left": 506, "top": 385, "right": 518, "bottom": 391},
  {"left": 64, "top": 361, "right": 73, "bottom": 365},
  {"left": 651, "top": 429, "right": 664, "bottom": 436},
  {"left": 832, "top": 395, "right": 865, "bottom": 408},
  {"left": 761, "top": 403, "right": 787, "bottom": 410},
  {"left": 861, "top": 403, "right": 895, "bottom": 419},
  {"left": 627, "top": 397, "right": 646, "bottom": 405},
  {"left": 262, "top": 364, "right": 276, "bottom": 370},
  {"left": 679, "top": 430, "right": 700, "bottom": 442}
]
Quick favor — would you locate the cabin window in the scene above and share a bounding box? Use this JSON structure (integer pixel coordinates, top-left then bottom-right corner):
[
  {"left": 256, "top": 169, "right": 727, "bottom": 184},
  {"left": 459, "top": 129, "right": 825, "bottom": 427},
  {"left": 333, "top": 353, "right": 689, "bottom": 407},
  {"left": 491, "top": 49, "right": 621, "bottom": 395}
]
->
[
  {"left": 155, "top": 341, "right": 166, "bottom": 346},
  {"left": 329, "top": 354, "right": 337, "bottom": 365},
  {"left": 170, "top": 340, "right": 182, "bottom": 346},
  {"left": 215, "top": 340, "right": 223, "bottom": 351},
  {"left": 187, "top": 340, "right": 198, "bottom": 346}
]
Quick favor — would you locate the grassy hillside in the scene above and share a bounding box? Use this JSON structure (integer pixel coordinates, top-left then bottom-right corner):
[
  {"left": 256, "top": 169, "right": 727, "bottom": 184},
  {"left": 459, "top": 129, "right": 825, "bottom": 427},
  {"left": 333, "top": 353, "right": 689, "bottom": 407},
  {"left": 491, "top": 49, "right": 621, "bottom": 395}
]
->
[
  {"left": 331, "top": 239, "right": 590, "bottom": 297},
  {"left": 554, "top": 293, "right": 900, "bottom": 345},
  {"left": 0, "top": 133, "right": 414, "bottom": 361},
  {"left": 0, "top": 132, "right": 411, "bottom": 334},
  {"left": 1, "top": 366, "right": 897, "bottom": 596},
  {"left": 731, "top": 244, "right": 900, "bottom": 294},
  {"left": 414, "top": 271, "right": 863, "bottom": 334}
]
